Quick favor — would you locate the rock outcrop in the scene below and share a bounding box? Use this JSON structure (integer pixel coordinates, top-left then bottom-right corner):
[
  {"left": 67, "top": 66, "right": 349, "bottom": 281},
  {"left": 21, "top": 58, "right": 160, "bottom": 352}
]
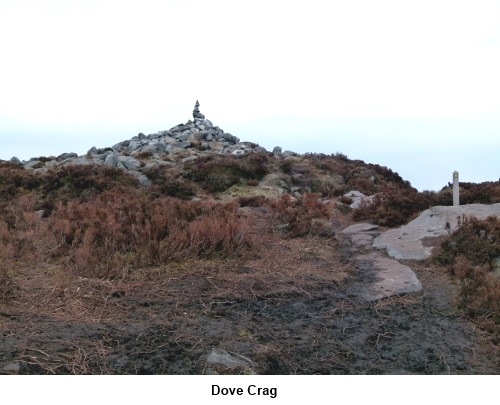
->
[
  {"left": 342, "top": 222, "right": 423, "bottom": 301},
  {"left": 373, "top": 204, "right": 500, "bottom": 260},
  {"left": 354, "top": 253, "right": 423, "bottom": 301}
]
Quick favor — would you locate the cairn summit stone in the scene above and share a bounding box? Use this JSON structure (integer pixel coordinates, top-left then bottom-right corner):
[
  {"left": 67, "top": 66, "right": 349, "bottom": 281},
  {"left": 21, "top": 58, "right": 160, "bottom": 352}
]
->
[{"left": 193, "top": 100, "right": 205, "bottom": 120}]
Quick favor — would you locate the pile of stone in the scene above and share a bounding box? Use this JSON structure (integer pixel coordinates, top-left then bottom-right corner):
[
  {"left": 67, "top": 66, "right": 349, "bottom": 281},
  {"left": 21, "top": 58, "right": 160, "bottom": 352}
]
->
[
  {"left": 109, "top": 100, "right": 242, "bottom": 155},
  {"left": 8, "top": 101, "right": 278, "bottom": 177}
]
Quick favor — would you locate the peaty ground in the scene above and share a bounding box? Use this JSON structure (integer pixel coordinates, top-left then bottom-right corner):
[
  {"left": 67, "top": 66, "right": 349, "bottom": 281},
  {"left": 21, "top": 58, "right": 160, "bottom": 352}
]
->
[{"left": 0, "top": 207, "right": 498, "bottom": 374}]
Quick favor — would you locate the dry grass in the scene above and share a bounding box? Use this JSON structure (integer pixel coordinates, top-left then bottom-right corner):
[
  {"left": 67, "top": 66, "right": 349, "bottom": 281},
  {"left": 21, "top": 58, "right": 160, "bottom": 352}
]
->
[
  {"left": 268, "top": 193, "right": 347, "bottom": 237},
  {"left": 0, "top": 190, "right": 254, "bottom": 279},
  {"left": 432, "top": 216, "right": 500, "bottom": 339}
]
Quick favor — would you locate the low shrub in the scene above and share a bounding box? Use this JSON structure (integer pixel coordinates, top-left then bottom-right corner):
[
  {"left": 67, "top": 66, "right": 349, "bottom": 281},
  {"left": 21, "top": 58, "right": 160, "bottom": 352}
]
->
[
  {"left": 434, "top": 215, "right": 500, "bottom": 266},
  {"left": 185, "top": 154, "right": 271, "bottom": 193},
  {"left": 352, "top": 187, "right": 442, "bottom": 227},
  {"left": 0, "top": 164, "right": 44, "bottom": 200},
  {"left": 450, "top": 257, "right": 500, "bottom": 328},
  {"left": 143, "top": 166, "right": 197, "bottom": 199},
  {"left": 440, "top": 181, "right": 500, "bottom": 205},
  {"left": 0, "top": 189, "right": 254, "bottom": 278},
  {"left": 269, "top": 193, "right": 331, "bottom": 237},
  {"left": 46, "top": 191, "right": 253, "bottom": 276},
  {"left": 238, "top": 195, "right": 267, "bottom": 207},
  {"left": 433, "top": 216, "right": 500, "bottom": 338}
]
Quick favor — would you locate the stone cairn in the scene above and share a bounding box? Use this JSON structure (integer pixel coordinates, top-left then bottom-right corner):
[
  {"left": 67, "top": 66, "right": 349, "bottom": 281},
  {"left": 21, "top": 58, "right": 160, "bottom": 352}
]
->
[
  {"left": 192, "top": 100, "right": 205, "bottom": 120},
  {"left": 11, "top": 101, "right": 287, "bottom": 173}
]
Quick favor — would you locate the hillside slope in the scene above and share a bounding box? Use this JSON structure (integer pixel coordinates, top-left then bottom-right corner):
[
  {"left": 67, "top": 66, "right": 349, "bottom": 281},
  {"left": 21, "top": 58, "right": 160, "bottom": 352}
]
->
[{"left": 1, "top": 103, "right": 499, "bottom": 374}]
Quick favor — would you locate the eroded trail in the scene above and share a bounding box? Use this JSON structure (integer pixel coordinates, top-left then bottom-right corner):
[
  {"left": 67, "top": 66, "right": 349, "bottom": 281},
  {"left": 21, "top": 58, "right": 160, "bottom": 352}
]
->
[{"left": 1, "top": 211, "right": 498, "bottom": 374}]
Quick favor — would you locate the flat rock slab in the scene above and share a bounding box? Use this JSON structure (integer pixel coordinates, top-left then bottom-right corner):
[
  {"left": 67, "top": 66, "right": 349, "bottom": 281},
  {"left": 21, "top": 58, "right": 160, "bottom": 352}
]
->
[
  {"left": 342, "top": 223, "right": 379, "bottom": 234},
  {"left": 351, "top": 233, "right": 374, "bottom": 248},
  {"left": 373, "top": 204, "right": 500, "bottom": 260},
  {"left": 355, "top": 253, "right": 423, "bottom": 301}
]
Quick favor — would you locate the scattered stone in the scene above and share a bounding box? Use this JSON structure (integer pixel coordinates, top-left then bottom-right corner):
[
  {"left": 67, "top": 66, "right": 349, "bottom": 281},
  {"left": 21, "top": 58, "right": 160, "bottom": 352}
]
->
[
  {"left": 224, "top": 133, "right": 240, "bottom": 144},
  {"left": 344, "top": 190, "right": 376, "bottom": 209},
  {"left": 118, "top": 156, "right": 141, "bottom": 171},
  {"left": 57, "top": 152, "right": 78, "bottom": 162},
  {"left": 104, "top": 154, "right": 119, "bottom": 167},
  {"left": 45, "top": 160, "right": 58, "bottom": 169},
  {"left": 175, "top": 141, "right": 192, "bottom": 149},
  {"left": 137, "top": 175, "right": 152, "bottom": 186},
  {"left": 177, "top": 133, "right": 190, "bottom": 142},
  {"left": 87, "top": 146, "right": 99, "bottom": 155},
  {"left": 24, "top": 159, "right": 44, "bottom": 169},
  {"left": 170, "top": 124, "right": 189, "bottom": 133}
]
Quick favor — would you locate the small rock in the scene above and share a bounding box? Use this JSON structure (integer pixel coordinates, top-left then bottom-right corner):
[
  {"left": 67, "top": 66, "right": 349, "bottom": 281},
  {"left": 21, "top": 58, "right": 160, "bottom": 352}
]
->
[
  {"left": 224, "top": 133, "right": 240, "bottom": 144},
  {"left": 272, "top": 146, "right": 282, "bottom": 154},
  {"left": 205, "top": 348, "right": 256, "bottom": 375},
  {"left": 10, "top": 156, "right": 22, "bottom": 165},
  {"left": 138, "top": 175, "right": 152, "bottom": 186},
  {"left": 118, "top": 156, "right": 141, "bottom": 171},
  {"left": 104, "top": 154, "right": 119, "bottom": 167},
  {"left": 342, "top": 223, "right": 379, "bottom": 234},
  {"left": 1, "top": 362, "right": 21, "bottom": 374},
  {"left": 57, "top": 152, "right": 78, "bottom": 162},
  {"left": 45, "top": 160, "right": 58, "bottom": 169},
  {"left": 24, "top": 159, "right": 44, "bottom": 169},
  {"left": 87, "top": 146, "right": 99, "bottom": 155}
]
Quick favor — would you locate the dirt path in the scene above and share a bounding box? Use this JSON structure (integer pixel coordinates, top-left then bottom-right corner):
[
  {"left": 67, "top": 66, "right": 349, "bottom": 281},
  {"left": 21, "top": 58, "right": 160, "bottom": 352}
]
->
[{"left": 1, "top": 211, "right": 498, "bottom": 374}]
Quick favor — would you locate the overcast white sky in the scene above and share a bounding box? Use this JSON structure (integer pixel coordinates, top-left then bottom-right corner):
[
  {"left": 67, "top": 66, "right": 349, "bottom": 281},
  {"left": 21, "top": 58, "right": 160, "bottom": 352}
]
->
[{"left": 1, "top": 0, "right": 499, "bottom": 191}]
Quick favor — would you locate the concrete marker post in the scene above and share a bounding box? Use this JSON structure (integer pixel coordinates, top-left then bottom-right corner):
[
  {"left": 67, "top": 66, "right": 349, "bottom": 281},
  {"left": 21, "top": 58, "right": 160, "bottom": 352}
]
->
[{"left": 453, "top": 171, "right": 459, "bottom": 206}]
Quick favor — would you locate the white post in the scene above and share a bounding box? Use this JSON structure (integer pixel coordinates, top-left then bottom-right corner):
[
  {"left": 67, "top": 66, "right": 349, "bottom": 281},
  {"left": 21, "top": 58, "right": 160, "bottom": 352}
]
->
[{"left": 453, "top": 171, "right": 459, "bottom": 206}]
